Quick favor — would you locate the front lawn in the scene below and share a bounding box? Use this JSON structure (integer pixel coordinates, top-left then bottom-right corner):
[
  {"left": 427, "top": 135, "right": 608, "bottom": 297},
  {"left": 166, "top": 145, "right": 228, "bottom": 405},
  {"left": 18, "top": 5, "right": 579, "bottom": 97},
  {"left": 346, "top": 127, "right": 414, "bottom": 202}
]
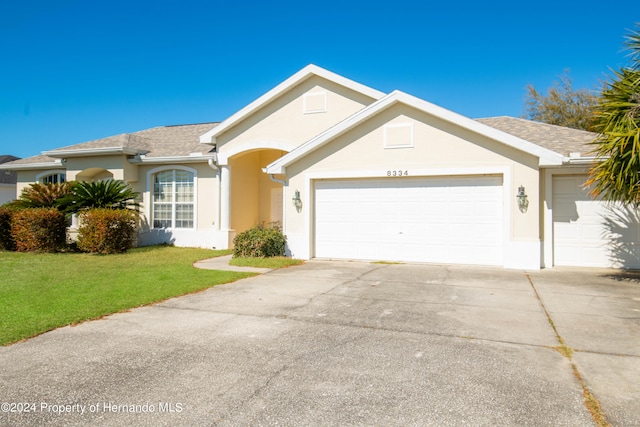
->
[
  {"left": 0, "top": 246, "right": 255, "bottom": 345},
  {"left": 230, "top": 256, "right": 304, "bottom": 269}
]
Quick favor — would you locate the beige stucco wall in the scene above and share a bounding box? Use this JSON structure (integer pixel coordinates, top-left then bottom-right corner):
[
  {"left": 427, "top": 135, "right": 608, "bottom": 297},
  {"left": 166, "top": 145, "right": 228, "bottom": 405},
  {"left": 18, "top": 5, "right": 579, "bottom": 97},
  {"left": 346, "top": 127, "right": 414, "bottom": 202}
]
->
[
  {"left": 281, "top": 103, "right": 541, "bottom": 260},
  {"left": 15, "top": 169, "right": 66, "bottom": 194},
  {"left": 216, "top": 76, "right": 377, "bottom": 159},
  {"left": 0, "top": 184, "right": 16, "bottom": 204},
  {"left": 230, "top": 154, "right": 260, "bottom": 232},
  {"left": 257, "top": 151, "right": 284, "bottom": 225},
  {"left": 229, "top": 150, "right": 285, "bottom": 233},
  {"left": 65, "top": 155, "right": 139, "bottom": 182},
  {"left": 16, "top": 171, "right": 40, "bottom": 195}
]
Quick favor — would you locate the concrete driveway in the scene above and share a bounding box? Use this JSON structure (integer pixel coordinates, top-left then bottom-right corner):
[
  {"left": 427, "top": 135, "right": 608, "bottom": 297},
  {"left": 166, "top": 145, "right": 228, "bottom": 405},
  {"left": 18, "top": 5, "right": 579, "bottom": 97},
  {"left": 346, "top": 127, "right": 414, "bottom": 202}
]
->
[{"left": 1, "top": 260, "right": 639, "bottom": 426}]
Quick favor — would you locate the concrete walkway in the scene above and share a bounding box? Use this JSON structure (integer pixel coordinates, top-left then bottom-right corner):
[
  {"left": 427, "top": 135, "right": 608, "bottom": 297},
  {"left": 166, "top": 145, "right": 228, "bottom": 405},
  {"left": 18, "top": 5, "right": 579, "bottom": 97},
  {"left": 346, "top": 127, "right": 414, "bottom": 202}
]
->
[
  {"left": 193, "top": 254, "right": 272, "bottom": 273},
  {"left": 1, "top": 261, "right": 638, "bottom": 426}
]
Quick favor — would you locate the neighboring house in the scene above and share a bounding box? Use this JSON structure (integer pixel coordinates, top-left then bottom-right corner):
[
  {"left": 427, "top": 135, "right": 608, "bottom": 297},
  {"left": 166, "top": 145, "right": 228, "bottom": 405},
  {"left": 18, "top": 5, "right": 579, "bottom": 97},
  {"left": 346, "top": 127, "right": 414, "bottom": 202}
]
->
[
  {"left": 0, "top": 155, "right": 19, "bottom": 205},
  {"left": 0, "top": 65, "right": 637, "bottom": 269}
]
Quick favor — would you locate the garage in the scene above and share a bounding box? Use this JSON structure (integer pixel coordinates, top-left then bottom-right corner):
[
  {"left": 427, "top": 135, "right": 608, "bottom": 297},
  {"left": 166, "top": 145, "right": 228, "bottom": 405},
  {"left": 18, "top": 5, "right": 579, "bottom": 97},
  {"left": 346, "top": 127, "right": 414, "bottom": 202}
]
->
[
  {"left": 314, "top": 175, "right": 504, "bottom": 265},
  {"left": 552, "top": 175, "right": 640, "bottom": 268}
]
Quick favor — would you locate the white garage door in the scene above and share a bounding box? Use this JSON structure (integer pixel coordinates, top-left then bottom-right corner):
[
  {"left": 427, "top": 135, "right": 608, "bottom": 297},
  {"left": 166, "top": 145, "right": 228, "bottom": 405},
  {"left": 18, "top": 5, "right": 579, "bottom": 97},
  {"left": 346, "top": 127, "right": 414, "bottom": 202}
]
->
[
  {"left": 553, "top": 175, "right": 640, "bottom": 268},
  {"left": 314, "top": 176, "right": 504, "bottom": 265}
]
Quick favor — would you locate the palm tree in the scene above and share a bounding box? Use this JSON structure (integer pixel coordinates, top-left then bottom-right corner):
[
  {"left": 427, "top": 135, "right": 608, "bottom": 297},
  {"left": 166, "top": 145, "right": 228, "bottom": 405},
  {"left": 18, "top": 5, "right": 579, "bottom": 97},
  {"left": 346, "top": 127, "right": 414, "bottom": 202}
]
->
[
  {"left": 10, "top": 182, "right": 74, "bottom": 210},
  {"left": 64, "top": 180, "right": 140, "bottom": 214},
  {"left": 588, "top": 25, "right": 640, "bottom": 205}
]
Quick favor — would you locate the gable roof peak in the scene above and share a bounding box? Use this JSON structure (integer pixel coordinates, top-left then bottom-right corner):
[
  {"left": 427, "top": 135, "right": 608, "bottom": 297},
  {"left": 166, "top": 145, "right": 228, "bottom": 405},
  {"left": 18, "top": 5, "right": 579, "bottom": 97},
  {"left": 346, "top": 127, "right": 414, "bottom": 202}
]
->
[
  {"left": 199, "top": 65, "right": 386, "bottom": 145},
  {"left": 265, "top": 89, "right": 565, "bottom": 174}
]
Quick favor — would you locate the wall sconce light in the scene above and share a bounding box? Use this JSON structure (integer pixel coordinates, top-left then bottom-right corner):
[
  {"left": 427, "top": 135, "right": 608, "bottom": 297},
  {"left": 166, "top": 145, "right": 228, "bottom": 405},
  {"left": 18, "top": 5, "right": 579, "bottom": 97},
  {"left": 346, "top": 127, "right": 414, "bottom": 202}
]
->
[
  {"left": 292, "top": 190, "right": 303, "bottom": 213},
  {"left": 517, "top": 185, "right": 529, "bottom": 213}
]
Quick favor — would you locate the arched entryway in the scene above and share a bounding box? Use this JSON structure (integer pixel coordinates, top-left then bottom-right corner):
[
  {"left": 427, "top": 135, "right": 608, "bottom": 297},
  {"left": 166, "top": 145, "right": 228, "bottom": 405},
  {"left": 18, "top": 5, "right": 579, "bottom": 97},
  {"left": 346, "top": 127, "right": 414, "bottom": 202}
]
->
[
  {"left": 229, "top": 149, "right": 286, "bottom": 234},
  {"left": 75, "top": 168, "right": 114, "bottom": 182}
]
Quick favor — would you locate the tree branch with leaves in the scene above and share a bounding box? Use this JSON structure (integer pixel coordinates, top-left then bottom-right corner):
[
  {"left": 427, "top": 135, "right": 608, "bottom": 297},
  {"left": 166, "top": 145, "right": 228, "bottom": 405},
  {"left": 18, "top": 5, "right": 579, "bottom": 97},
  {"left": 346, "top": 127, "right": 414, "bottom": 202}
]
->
[
  {"left": 587, "top": 25, "right": 640, "bottom": 205},
  {"left": 524, "top": 70, "right": 599, "bottom": 131}
]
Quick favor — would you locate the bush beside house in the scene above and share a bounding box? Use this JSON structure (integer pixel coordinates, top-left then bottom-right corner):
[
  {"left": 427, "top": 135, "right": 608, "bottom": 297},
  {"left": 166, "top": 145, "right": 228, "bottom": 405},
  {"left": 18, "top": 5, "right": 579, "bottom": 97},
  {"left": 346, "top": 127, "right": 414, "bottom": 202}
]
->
[
  {"left": 11, "top": 208, "right": 67, "bottom": 252},
  {"left": 0, "top": 207, "right": 16, "bottom": 250},
  {"left": 77, "top": 208, "right": 139, "bottom": 254},
  {"left": 233, "top": 223, "right": 286, "bottom": 258},
  {"left": 0, "top": 180, "right": 140, "bottom": 254}
]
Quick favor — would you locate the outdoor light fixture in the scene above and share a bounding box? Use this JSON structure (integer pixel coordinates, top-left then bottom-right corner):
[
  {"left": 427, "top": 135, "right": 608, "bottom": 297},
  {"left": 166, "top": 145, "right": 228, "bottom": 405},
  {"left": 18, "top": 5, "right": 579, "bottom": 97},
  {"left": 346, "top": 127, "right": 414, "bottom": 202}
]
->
[
  {"left": 292, "top": 190, "right": 303, "bottom": 213},
  {"left": 517, "top": 185, "right": 529, "bottom": 213}
]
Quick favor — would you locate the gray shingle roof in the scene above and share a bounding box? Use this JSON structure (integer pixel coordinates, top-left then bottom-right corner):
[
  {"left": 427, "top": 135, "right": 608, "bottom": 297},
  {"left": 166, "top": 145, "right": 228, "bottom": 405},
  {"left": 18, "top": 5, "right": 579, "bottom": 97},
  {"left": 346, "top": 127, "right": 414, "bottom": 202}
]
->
[
  {"left": 45, "top": 122, "right": 219, "bottom": 158},
  {"left": 476, "top": 116, "right": 597, "bottom": 157},
  {"left": 131, "top": 123, "right": 219, "bottom": 158},
  {"left": 2, "top": 123, "right": 219, "bottom": 167},
  {"left": 45, "top": 133, "right": 152, "bottom": 154},
  {"left": 3, "top": 154, "right": 59, "bottom": 166}
]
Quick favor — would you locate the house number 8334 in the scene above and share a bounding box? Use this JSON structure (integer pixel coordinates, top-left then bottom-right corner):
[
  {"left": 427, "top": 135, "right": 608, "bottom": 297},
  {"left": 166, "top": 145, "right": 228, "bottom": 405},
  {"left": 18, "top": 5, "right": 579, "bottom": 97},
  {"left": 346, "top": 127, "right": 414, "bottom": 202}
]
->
[{"left": 387, "top": 170, "right": 408, "bottom": 177}]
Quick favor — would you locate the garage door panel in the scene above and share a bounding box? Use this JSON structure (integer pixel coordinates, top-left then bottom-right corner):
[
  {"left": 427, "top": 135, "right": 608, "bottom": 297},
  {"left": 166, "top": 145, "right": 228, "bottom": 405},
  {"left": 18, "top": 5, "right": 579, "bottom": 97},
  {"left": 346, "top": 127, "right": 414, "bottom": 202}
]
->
[
  {"left": 476, "top": 200, "right": 502, "bottom": 216},
  {"left": 474, "top": 223, "right": 502, "bottom": 240},
  {"left": 315, "top": 176, "right": 503, "bottom": 265},
  {"left": 553, "top": 176, "right": 640, "bottom": 268}
]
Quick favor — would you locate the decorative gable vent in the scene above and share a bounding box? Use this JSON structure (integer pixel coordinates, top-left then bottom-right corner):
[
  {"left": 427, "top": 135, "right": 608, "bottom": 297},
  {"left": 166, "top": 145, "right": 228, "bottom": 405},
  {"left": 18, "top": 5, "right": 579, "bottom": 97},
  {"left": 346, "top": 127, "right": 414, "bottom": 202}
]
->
[
  {"left": 383, "top": 123, "right": 414, "bottom": 148},
  {"left": 303, "top": 91, "right": 327, "bottom": 114}
]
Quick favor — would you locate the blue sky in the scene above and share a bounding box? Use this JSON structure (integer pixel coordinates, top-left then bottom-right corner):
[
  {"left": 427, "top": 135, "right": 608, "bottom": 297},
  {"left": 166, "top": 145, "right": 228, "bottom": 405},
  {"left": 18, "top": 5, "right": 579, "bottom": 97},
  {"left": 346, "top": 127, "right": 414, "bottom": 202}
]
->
[{"left": 0, "top": 0, "right": 638, "bottom": 158}]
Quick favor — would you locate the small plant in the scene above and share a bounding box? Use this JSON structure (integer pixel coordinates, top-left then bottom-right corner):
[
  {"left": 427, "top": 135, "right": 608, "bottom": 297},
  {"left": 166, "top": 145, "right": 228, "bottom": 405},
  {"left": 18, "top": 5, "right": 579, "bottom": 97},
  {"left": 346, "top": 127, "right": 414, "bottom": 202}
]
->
[
  {"left": 63, "top": 180, "right": 139, "bottom": 214},
  {"left": 10, "top": 182, "right": 74, "bottom": 211},
  {"left": 11, "top": 208, "right": 67, "bottom": 252},
  {"left": 233, "top": 222, "right": 286, "bottom": 258},
  {"left": 77, "top": 208, "right": 139, "bottom": 254}
]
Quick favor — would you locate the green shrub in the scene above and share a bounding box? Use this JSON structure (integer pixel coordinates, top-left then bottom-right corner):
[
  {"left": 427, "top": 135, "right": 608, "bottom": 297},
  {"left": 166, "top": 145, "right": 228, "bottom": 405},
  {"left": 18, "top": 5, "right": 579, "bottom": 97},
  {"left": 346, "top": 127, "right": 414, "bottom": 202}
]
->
[
  {"left": 63, "top": 180, "right": 140, "bottom": 214},
  {"left": 11, "top": 208, "right": 67, "bottom": 252},
  {"left": 0, "top": 206, "right": 16, "bottom": 251},
  {"left": 233, "top": 222, "right": 286, "bottom": 258},
  {"left": 77, "top": 208, "right": 139, "bottom": 254},
  {"left": 12, "top": 182, "right": 74, "bottom": 210}
]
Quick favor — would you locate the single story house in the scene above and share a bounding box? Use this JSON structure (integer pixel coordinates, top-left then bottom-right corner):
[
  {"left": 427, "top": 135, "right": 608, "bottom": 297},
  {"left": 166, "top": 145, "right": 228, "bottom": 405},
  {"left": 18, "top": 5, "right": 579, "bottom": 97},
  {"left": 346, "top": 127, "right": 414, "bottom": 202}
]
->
[{"left": 1, "top": 65, "right": 638, "bottom": 269}]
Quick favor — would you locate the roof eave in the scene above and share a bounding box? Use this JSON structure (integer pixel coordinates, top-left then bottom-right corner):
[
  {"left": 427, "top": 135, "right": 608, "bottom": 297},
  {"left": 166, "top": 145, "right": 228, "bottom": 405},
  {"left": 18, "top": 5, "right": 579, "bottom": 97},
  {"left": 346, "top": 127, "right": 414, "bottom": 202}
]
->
[
  {"left": 128, "top": 154, "right": 217, "bottom": 164},
  {"left": 0, "top": 160, "right": 64, "bottom": 170},
  {"left": 43, "top": 147, "right": 144, "bottom": 158},
  {"left": 564, "top": 156, "right": 600, "bottom": 165}
]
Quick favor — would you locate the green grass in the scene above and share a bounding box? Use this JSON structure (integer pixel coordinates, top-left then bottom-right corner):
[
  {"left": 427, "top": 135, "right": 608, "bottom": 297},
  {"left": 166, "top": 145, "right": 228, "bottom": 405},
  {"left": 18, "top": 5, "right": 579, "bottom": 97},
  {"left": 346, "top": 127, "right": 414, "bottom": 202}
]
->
[
  {"left": 0, "top": 246, "right": 256, "bottom": 346},
  {"left": 229, "top": 256, "right": 304, "bottom": 269}
]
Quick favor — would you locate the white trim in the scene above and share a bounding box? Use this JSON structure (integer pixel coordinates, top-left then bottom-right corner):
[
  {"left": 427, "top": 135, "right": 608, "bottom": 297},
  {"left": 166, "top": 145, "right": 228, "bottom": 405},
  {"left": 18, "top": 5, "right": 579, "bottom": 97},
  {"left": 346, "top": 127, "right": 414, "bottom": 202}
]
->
[
  {"left": 0, "top": 160, "right": 64, "bottom": 170},
  {"left": 219, "top": 165, "right": 231, "bottom": 230},
  {"left": 383, "top": 122, "right": 414, "bottom": 149},
  {"left": 265, "top": 91, "right": 564, "bottom": 175},
  {"left": 303, "top": 91, "right": 327, "bottom": 114},
  {"left": 145, "top": 165, "right": 198, "bottom": 231},
  {"left": 129, "top": 154, "right": 216, "bottom": 164},
  {"left": 199, "top": 64, "right": 385, "bottom": 144},
  {"left": 504, "top": 240, "right": 542, "bottom": 270},
  {"left": 139, "top": 228, "right": 219, "bottom": 249},
  {"left": 304, "top": 166, "right": 509, "bottom": 180},
  {"left": 217, "top": 140, "right": 296, "bottom": 165},
  {"left": 43, "top": 147, "right": 142, "bottom": 157}
]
